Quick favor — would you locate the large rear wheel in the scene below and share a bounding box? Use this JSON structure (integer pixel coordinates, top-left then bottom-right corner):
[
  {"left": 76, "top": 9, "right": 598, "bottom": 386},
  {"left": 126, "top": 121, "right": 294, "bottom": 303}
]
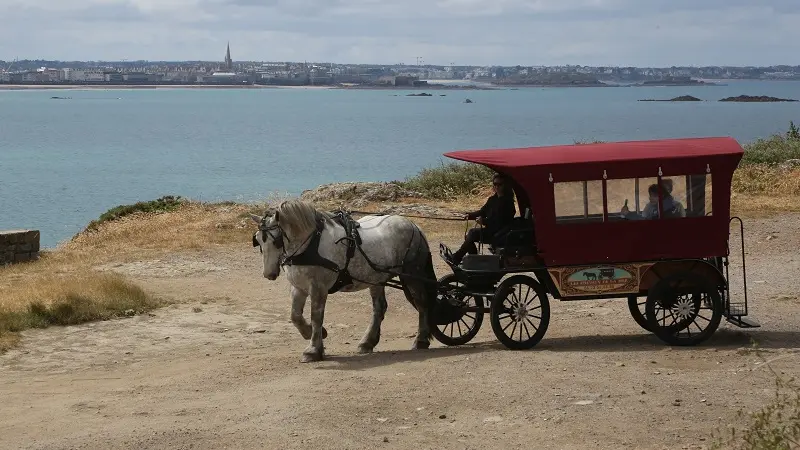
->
[
  {"left": 645, "top": 271, "right": 722, "bottom": 346},
  {"left": 489, "top": 275, "right": 550, "bottom": 350}
]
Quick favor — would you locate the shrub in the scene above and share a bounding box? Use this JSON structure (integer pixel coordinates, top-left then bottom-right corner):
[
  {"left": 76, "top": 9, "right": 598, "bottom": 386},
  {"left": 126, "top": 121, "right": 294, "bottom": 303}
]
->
[
  {"left": 85, "top": 195, "right": 185, "bottom": 231},
  {"left": 397, "top": 160, "right": 495, "bottom": 200},
  {"left": 741, "top": 122, "right": 800, "bottom": 166}
]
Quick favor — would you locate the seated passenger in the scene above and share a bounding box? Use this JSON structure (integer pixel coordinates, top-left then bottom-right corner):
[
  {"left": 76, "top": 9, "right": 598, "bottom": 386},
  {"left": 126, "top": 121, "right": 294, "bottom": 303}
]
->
[
  {"left": 451, "top": 173, "right": 516, "bottom": 264},
  {"left": 620, "top": 181, "right": 685, "bottom": 219}
]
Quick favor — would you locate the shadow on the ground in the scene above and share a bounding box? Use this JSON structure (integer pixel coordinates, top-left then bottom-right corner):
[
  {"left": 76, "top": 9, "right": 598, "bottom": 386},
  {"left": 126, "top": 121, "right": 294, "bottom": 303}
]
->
[{"left": 312, "top": 329, "right": 800, "bottom": 371}]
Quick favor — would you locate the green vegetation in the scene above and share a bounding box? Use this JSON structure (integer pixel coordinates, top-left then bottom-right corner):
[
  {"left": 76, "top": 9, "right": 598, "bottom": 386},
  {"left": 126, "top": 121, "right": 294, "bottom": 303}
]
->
[
  {"left": 740, "top": 123, "right": 800, "bottom": 166},
  {"left": 397, "top": 160, "right": 495, "bottom": 200},
  {"left": 710, "top": 343, "right": 800, "bottom": 449},
  {"left": 85, "top": 195, "right": 185, "bottom": 231}
]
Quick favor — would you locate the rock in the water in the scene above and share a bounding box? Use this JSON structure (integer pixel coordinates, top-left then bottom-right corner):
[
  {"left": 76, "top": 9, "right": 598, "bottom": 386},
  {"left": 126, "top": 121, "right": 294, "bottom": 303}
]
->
[
  {"left": 719, "top": 95, "right": 798, "bottom": 102},
  {"left": 638, "top": 95, "right": 702, "bottom": 102}
]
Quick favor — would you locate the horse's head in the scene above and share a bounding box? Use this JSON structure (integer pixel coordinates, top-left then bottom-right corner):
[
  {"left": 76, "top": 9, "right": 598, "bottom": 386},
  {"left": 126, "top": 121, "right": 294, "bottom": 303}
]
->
[{"left": 250, "top": 210, "right": 283, "bottom": 280}]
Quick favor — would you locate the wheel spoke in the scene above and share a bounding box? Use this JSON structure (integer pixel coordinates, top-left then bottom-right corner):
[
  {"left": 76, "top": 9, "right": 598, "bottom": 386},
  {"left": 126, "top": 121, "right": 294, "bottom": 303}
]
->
[{"left": 524, "top": 317, "right": 539, "bottom": 333}]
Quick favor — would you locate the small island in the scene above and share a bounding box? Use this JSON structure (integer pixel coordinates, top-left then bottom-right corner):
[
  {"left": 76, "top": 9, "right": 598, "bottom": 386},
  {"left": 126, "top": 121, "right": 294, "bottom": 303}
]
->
[
  {"left": 719, "top": 95, "right": 798, "bottom": 102},
  {"left": 638, "top": 95, "right": 703, "bottom": 102},
  {"left": 406, "top": 92, "right": 432, "bottom": 97}
]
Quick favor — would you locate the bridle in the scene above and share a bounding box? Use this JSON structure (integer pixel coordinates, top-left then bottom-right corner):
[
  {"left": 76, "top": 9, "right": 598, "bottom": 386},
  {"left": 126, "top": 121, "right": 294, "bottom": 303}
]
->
[
  {"left": 251, "top": 213, "right": 315, "bottom": 265},
  {"left": 252, "top": 215, "right": 285, "bottom": 254}
]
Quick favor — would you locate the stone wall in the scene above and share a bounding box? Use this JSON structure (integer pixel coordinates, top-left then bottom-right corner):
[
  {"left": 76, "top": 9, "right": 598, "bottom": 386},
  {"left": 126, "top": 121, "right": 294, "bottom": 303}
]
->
[{"left": 0, "top": 230, "right": 40, "bottom": 265}]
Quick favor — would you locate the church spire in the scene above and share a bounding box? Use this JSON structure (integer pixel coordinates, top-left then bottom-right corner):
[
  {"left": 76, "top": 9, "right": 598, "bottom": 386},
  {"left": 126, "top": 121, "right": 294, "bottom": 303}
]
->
[{"left": 224, "top": 42, "right": 232, "bottom": 71}]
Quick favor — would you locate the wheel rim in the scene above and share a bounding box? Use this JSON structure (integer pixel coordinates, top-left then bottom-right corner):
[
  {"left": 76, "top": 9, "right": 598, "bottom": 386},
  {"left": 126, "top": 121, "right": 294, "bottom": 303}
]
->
[{"left": 495, "top": 282, "right": 543, "bottom": 344}]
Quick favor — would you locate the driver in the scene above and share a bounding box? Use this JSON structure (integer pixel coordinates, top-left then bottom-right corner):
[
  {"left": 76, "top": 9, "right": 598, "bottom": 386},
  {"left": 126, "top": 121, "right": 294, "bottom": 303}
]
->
[{"left": 450, "top": 173, "right": 516, "bottom": 265}]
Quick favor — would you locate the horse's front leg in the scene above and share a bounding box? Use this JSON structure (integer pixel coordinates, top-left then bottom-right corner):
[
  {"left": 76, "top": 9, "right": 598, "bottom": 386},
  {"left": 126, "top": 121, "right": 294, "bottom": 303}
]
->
[
  {"left": 301, "top": 288, "right": 328, "bottom": 363},
  {"left": 358, "top": 286, "right": 387, "bottom": 354},
  {"left": 291, "top": 285, "right": 327, "bottom": 340}
]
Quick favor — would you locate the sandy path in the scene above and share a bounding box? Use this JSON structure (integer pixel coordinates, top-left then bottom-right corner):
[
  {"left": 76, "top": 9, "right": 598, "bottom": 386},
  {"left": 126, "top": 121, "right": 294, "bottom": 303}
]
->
[{"left": 2, "top": 214, "right": 800, "bottom": 450}]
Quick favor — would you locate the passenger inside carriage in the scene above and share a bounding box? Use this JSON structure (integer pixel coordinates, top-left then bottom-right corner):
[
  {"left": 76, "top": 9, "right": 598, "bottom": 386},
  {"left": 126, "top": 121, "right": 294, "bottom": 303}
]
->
[
  {"left": 450, "top": 173, "right": 517, "bottom": 265},
  {"left": 620, "top": 181, "right": 685, "bottom": 219}
]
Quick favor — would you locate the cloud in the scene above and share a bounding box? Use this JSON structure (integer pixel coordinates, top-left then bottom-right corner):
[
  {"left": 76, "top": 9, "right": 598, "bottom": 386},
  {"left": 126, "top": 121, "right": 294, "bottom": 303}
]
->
[{"left": 0, "top": 0, "right": 797, "bottom": 66}]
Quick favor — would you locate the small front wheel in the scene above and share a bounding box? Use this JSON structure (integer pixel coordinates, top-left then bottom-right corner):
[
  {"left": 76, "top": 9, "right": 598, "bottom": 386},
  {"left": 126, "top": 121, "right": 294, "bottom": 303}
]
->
[
  {"left": 627, "top": 295, "right": 651, "bottom": 332},
  {"left": 430, "top": 274, "right": 485, "bottom": 346},
  {"left": 489, "top": 275, "right": 550, "bottom": 350}
]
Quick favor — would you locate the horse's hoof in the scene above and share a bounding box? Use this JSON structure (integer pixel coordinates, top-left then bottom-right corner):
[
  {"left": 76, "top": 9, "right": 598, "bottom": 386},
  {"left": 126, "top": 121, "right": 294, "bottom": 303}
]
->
[
  {"left": 412, "top": 340, "right": 430, "bottom": 350},
  {"left": 357, "top": 344, "right": 373, "bottom": 354},
  {"left": 301, "top": 352, "right": 324, "bottom": 363}
]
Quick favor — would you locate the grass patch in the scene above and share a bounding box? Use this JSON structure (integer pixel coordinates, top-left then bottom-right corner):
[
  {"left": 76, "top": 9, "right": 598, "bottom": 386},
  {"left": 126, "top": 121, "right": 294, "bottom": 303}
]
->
[
  {"left": 85, "top": 195, "right": 186, "bottom": 231},
  {"left": 733, "top": 165, "right": 800, "bottom": 196},
  {"left": 0, "top": 271, "right": 161, "bottom": 353}
]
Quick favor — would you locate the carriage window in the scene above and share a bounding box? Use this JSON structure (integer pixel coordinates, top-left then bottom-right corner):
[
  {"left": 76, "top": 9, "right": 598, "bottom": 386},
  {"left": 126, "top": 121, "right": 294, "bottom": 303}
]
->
[
  {"left": 606, "top": 177, "right": 661, "bottom": 220},
  {"left": 607, "top": 175, "right": 711, "bottom": 220},
  {"left": 685, "top": 174, "right": 713, "bottom": 217},
  {"left": 554, "top": 180, "right": 604, "bottom": 224}
]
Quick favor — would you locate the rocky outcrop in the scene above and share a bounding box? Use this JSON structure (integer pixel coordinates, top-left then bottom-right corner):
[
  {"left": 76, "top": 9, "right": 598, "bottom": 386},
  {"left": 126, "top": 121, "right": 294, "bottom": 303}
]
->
[
  {"left": 300, "top": 182, "right": 424, "bottom": 207},
  {"left": 719, "top": 95, "right": 798, "bottom": 102},
  {"left": 407, "top": 92, "right": 432, "bottom": 97},
  {"left": 779, "top": 159, "right": 800, "bottom": 170}
]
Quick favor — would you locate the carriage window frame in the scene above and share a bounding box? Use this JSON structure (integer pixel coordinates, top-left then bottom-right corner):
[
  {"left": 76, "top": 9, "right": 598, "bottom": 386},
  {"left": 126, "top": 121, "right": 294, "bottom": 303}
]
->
[
  {"left": 553, "top": 179, "right": 606, "bottom": 224},
  {"left": 553, "top": 169, "right": 714, "bottom": 225}
]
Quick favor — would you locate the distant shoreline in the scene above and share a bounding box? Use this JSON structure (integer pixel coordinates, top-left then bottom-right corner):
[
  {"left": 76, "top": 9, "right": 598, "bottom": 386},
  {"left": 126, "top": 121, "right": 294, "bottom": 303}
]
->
[{"left": 0, "top": 84, "right": 335, "bottom": 91}]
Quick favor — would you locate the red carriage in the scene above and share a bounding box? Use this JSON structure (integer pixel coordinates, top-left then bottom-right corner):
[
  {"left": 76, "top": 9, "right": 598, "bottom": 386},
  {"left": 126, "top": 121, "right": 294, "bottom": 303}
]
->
[{"left": 432, "top": 136, "right": 758, "bottom": 349}]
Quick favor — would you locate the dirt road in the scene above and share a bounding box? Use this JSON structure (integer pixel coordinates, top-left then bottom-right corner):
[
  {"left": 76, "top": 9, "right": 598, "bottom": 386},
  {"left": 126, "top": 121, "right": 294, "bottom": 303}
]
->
[{"left": 2, "top": 214, "right": 800, "bottom": 450}]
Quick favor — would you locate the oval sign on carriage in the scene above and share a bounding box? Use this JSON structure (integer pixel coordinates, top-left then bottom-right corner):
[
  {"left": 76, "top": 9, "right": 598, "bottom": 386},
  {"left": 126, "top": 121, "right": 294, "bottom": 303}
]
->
[{"left": 550, "top": 265, "right": 641, "bottom": 296}]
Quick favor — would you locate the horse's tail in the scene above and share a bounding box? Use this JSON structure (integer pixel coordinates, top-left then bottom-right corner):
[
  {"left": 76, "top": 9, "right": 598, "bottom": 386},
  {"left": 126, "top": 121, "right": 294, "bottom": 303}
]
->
[{"left": 400, "top": 221, "right": 437, "bottom": 314}]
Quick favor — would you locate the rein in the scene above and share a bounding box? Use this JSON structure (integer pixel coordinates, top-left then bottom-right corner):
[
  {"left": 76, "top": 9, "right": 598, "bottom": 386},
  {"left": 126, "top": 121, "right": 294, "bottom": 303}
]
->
[{"left": 345, "top": 209, "right": 465, "bottom": 222}]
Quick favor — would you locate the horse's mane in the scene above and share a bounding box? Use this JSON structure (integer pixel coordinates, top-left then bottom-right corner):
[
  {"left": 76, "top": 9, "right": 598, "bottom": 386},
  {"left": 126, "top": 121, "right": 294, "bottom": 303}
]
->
[{"left": 274, "top": 199, "right": 334, "bottom": 238}]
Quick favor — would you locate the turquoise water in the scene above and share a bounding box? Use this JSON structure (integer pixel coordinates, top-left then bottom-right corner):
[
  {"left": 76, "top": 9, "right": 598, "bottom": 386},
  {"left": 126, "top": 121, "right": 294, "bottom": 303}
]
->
[{"left": 1, "top": 80, "right": 799, "bottom": 248}]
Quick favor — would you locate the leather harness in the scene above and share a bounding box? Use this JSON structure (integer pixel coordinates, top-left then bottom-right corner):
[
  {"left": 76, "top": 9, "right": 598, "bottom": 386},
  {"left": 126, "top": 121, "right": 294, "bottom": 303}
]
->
[{"left": 254, "top": 211, "right": 363, "bottom": 295}]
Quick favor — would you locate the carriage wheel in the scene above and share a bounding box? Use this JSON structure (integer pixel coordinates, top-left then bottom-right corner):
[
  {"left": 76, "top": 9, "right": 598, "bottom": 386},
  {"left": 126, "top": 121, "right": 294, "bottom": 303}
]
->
[
  {"left": 430, "top": 274, "right": 485, "bottom": 346},
  {"left": 489, "top": 275, "right": 550, "bottom": 350},
  {"left": 627, "top": 295, "right": 651, "bottom": 332},
  {"left": 644, "top": 271, "right": 722, "bottom": 346}
]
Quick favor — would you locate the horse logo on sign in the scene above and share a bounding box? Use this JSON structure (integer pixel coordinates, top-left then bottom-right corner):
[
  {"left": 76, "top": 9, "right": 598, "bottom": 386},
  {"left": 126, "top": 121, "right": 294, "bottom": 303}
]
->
[{"left": 548, "top": 264, "right": 642, "bottom": 296}]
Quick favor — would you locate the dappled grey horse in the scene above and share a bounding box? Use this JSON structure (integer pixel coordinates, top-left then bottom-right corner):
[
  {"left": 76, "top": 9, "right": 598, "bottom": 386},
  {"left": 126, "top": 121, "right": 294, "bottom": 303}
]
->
[{"left": 250, "top": 199, "right": 437, "bottom": 363}]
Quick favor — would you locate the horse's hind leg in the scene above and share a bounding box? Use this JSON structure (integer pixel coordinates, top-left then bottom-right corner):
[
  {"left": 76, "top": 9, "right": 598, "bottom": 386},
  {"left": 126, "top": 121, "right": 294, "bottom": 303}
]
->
[
  {"left": 358, "top": 285, "right": 387, "bottom": 354},
  {"left": 403, "top": 278, "right": 432, "bottom": 350},
  {"left": 302, "top": 289, "right": 328, "bottom": 363}
]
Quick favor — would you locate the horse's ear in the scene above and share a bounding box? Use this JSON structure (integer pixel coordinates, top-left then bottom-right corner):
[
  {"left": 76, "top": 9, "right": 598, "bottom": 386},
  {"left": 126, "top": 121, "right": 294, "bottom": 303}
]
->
[
  {"left": 249, "top": 214, "right": 261, "bottom": 224},
  {"left": 274, "top": 211, "right": 279, "bottom": 222}
]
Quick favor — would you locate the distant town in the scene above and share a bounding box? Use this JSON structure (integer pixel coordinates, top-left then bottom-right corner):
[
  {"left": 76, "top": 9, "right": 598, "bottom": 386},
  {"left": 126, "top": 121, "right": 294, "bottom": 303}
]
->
[{"left": 2, "top": 43, "right": 800, "bottom": 88}]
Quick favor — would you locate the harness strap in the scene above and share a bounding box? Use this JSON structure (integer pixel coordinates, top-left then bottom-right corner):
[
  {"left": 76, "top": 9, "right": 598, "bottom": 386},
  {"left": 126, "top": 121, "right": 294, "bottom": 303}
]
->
[{"left": 281, "top": 213, "right": 360, "bottom": 294}]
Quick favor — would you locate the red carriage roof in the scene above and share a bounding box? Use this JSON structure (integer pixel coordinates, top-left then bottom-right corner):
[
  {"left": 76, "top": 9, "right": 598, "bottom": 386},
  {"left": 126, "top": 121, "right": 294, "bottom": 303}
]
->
[{"left": 443, "top": 136, "right": 744, "bottom": 168}]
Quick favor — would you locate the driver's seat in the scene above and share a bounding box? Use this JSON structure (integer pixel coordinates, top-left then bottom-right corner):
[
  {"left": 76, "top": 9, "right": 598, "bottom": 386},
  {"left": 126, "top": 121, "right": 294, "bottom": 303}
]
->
[{"left": 488, "top": 208, "right": 536, "bottom": 255}]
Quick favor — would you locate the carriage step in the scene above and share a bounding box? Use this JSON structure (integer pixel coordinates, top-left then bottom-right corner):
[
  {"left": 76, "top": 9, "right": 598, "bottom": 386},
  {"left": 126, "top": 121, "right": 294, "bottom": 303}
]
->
[{"left": 726, "top": 316, "right": 761, "bottom": 328}]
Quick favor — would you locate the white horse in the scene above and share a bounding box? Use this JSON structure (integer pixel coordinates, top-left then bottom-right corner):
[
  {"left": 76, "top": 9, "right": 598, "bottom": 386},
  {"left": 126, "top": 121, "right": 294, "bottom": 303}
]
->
[{"left": 250, "top": 199, "right": 437, "bottom": 363}]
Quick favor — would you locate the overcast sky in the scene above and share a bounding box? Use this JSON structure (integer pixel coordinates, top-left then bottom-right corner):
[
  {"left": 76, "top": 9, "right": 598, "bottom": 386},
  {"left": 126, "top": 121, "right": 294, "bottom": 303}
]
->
[{"left": 1, "top": 0, "right": 798, "bottom": 66}]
